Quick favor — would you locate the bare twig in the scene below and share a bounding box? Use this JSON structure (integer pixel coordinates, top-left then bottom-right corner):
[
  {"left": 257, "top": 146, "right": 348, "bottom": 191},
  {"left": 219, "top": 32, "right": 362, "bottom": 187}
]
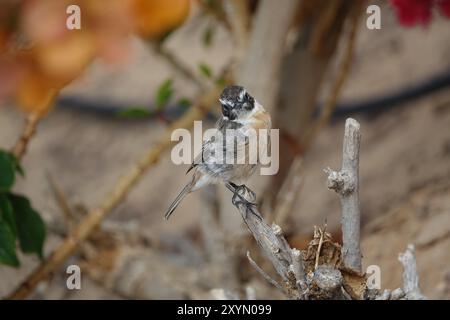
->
[
  {"left": 271, "top": 1, "right": 358, "bottom": 209},
  {"left": 11, "top": 112, "right": 41, "bottom": 160},
  {"left": 197, "top": 0, "right": 230, "bottom": 30},
  {"left": 152, "top": 42, "right": 206, "bottom": 91},
  {"left": 290, "top": 248, "right": 308, "bottom": 299},
  {"left": 272, "top": 157, "right": 303, "bottom": 225},
  {"left": 325, "top": 118, "right": 362, "bottom": 274},
  {"left": 314, "top": 226, "right": 325, "bottom": 270},
  {"left": 301, "top": 4, "right": 362, "bottom": 151},
  {"left": 7, "top": 85, "right": 224, "bottom": 300},
  {"left": 236, "top": 0, "right": 299, "bottom": 110},
  {"left": 398, "top": 244, "right": 426, "bottom": 300},
  {"left": 228, "top": 192, "right": 308, "bottom": 299},
  {"left": 46, "top": 173, "right": 76, "bottom": 227},
  {"left": 223, "top": 0, "right": 250, "bottom": 63},
  {"left": 246, "top": 251, "right": 284, "bottom": 293},
  {"left": 267, "top": 5, "right": 360, "bottom": 221}
]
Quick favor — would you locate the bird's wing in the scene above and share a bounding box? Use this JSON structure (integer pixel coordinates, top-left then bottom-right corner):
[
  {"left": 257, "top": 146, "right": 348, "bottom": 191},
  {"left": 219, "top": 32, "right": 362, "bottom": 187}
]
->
[
  {"left": 186, "top": 138, "right": 211, "bottom": 174},
  {"left": 186, "top": 117, "right": 228, "bottom": 174}
]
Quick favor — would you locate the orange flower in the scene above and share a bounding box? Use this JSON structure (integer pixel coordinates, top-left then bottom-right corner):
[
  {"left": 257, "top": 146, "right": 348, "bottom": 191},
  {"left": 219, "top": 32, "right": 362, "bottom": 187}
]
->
[
  {"left": 34, "top": 32, "right": 96, "bottom": 83},
  {"left": 130, "top": 0, "right": 190, "bottom": 38},
  {"left": 1, "top": 0, "right": 191, "bottom": 114},
  {"left": 15, "top": 65, "right": 59, "bottom": 115}
]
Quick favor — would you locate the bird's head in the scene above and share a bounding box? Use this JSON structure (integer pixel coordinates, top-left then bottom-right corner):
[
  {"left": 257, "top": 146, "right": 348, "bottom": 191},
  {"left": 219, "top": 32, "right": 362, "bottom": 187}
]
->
[{"left": 219, "top": 85, "right": 255, "bottom": 121}]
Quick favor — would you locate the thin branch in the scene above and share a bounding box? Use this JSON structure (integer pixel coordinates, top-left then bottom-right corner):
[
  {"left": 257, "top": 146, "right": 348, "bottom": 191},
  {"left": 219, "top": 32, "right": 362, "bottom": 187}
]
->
[
  {"left": 152, "top": 42, "right": 206, "bottom": 91},
  {"left": 272, "top": 157, "right": 303, "bottom": 225},
  {"left": 197, "top": 0, "right": 230, "bottom": 30},
  {"left": 301, "top": 4, "right": 362, "bottom": 151},
  {"left": 246, "top": 251, "right": 284, "bottom": 293},
  {"left": 46, "top": 172, "right": 76, "bottom": 227},
  {"left": 290, "top": 248, "right": 308, "bottom": 299},
  {"left": 11, "top": 112, "right": 41, "bottom": 160},
  {"left": 325, "top": 118, "right": 362, "bottom": 274},
  {"left": 223, "top": 0, "right": 250, "bottom": 63},
  {"left": 314, "top": 226, "right": 325, "bottom": 270},
  {"left": 236, "top": 202, "right": 291, "bottom": 282},
  {"left": 227, "top": 187, "right": 308, "bottom": 299},
  {"left": 398, "top": 244, "right": 426, "bottom": 300},
  {"left": 7, "top": 85, "right": 224, "bottom": 300},
  {"left": 236, "top": 0, "right": 299, "bottom": 111}
]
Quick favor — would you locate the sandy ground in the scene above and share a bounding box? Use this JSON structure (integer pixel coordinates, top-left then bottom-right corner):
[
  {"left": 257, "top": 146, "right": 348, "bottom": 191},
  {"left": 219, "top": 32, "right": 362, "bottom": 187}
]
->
[{"left": 0, "top": 5, "right": 449, "bottom": 299}]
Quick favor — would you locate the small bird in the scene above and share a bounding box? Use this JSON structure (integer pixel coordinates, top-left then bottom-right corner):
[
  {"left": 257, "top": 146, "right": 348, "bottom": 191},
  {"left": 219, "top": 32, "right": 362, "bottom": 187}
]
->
[{"left": 165, "top": 85, "right": 271, "bottom": 220}]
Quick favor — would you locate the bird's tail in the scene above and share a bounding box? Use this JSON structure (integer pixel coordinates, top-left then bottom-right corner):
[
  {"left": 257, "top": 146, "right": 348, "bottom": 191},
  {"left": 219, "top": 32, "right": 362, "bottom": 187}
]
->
[{"left": 164, "top": 182, "right": 193, "bottom": 220}]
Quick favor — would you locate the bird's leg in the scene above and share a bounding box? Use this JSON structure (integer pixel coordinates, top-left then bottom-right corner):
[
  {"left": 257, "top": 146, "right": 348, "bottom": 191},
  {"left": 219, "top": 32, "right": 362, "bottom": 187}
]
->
[
  {"left": 225, "top": 182, "right": 261, "bottom": 220},
  {"left": 228, "top": 182, "right": 254, "bottom": 200},
  {"left": 228, "top": 182, "right": 256, "bottom": 204},
  {"left": 225, "top": 182, "right": 247, "bottom": 205},
  {"left": 241, "top": 185, "right": 256, "bottom": 202}
]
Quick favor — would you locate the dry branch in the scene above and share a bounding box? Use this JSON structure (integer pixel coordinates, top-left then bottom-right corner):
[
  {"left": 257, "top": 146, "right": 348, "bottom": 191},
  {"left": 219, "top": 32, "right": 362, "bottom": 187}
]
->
[
  {"left": 236, "top": 0, "right": 299, "bottom": 110},
  {"left": 374, "top": 245, "right": 426, "bottom": 300},
  {"left": 223, "top": 0, "right": 250, "bottom": 63},
  {"left": 228, "top": 193, "right": 308, "bottom": 299},
  {"left": 246, "top": 251, "right": 284, "bottom": 293},
  {"left": 152, "top": 43, "right": 206, "bottom": 91},
  {"left": 231, "top": 118, "right": 429, "bottom": 300},
  {"left": 325, "top": 118, "right": 362, "bottom": 274},
  {"left": 7, "top": 85, "right": 223, "bottom": 300},
  {"left": 399, "top": 244, "right": 426, "bottom": 300},
  {"left": 11, "top": 112, "right": 41, "bottom": 160},
  {"left": 271, "top": 1, "right": 360, "bottom": 209},
  {"left": 312, "top": 265, "right": 343, "bottom": 299},
  {"left": 300, "top": 5, "right": 362, "bottom": 151},
  {"left": 271, "top": 157, "right": 303, "bottom": 225},
  {"left": 290, "top": 248, "right": 308, "bottom": 299}
]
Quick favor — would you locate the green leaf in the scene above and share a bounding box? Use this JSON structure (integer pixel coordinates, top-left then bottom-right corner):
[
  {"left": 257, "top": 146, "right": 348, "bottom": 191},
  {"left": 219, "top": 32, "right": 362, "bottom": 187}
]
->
[
  {"left": 158, "top": 29, "right": 175, "bottom": 43},
  {"left": 9, "top": 154, "right": 25, "bottom": 177},
  {"left": 155, "top": 79, "right": 173, "bottom": 110},
  {"left": 202, "top": 25, "right": 215, "bottom": 47},
  {"left": 215, "top": 76, "right": 227, "bottom": 87},
  {"left": 9, "top": 194, "right": 46, "bottom": 259},
  {"left": 177, "top": 97, "right": 192, "bottom": 109},
  {"left": 198, "top": 63, "right": 213, "bottom": 79},
  {"left": 0, "top": 150, "right": 15, "bottom": 192},
  {"left": 116, "top": 108, "right": 152, "bottom": 118},
  {"left": 0, "top": 194, "right": 17, "bottom": 238},
  {"left": 0, "top": 220, "right": 19, "bottom": 267}
]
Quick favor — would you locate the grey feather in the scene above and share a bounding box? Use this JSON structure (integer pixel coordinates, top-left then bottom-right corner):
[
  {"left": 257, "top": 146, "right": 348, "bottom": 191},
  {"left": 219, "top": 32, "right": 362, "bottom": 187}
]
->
[{"left": 164, "top": 181, "right": 193, "bottom": 220}]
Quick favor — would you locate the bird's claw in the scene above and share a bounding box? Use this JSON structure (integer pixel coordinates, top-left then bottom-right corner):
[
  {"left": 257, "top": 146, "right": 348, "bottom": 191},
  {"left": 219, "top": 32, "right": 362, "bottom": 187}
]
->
[
  {"left": 231, "top": 185, "right": 256, "bottom": 205},
  {"left": 231, "top": 184, "right": 262, "bottom": 220}
]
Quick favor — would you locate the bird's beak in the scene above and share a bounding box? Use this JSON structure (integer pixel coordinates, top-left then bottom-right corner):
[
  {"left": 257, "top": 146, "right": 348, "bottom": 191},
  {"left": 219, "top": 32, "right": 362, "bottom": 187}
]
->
[{"left": 221, "top": 103, "right": 231, "bottom": 118}]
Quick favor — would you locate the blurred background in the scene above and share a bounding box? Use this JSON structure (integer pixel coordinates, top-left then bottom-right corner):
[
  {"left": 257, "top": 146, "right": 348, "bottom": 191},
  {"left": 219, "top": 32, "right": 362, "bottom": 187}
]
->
[{"left": 0, "top": 0, "right": 449, "bottom": 299}]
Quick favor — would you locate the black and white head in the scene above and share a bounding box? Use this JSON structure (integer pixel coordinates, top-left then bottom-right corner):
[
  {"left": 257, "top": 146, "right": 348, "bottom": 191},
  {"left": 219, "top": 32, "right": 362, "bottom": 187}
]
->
[{"left": 219, "top": 85, "right": 255, "bottom": 120}]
